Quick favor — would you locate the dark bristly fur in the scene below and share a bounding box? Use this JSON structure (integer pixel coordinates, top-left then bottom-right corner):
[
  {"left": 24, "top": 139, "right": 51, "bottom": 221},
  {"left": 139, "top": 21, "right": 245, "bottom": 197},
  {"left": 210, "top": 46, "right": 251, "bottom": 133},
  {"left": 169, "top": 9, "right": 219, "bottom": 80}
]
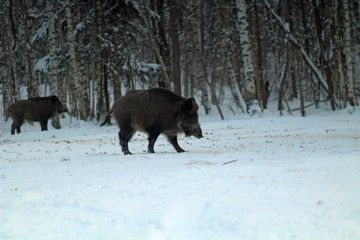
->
[
  {"left": 101, "top": 88, "right": 203, "bottom": 155},
  {"left": 7, "top": 96, "right": 68, "bottom": 135}
]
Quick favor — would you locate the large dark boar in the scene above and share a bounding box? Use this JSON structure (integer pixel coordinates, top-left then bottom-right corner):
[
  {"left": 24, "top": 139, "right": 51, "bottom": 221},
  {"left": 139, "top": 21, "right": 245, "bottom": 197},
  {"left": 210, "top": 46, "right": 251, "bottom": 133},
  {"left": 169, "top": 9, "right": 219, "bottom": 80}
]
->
[
  {"left": 7, "top": 95, "right": 67, "bottom": 135},
  {"left": 101, "top": 88, "right": 203, "bottom": 155}
]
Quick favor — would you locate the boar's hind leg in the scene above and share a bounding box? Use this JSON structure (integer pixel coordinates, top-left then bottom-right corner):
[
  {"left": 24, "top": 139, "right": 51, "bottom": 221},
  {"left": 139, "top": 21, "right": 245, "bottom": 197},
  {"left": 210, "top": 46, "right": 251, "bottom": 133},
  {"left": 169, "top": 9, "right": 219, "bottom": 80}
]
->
[
  {"left": 118, "top": 129, "right": 134, "bottom": 155},
  {"left": 40, "top": 120, "right": 48, "bottom": 131},
  {"left": 166, "top": 134, "right": 185, "bottom": 153}
]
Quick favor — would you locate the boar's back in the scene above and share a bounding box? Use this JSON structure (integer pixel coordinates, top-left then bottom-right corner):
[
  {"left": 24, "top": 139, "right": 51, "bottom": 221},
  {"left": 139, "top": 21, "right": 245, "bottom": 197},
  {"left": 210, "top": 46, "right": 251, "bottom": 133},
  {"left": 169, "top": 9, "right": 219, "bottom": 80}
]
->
[{"left": 113, "top": 88, "right": 186, "bottom": 130}]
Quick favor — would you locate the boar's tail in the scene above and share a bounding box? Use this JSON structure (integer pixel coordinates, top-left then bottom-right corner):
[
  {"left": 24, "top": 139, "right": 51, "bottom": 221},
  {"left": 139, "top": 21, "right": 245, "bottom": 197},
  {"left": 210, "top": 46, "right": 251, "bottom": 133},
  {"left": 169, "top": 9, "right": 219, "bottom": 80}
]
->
[{"left": 100, "top": 110, "right": 113, "bottom": 127}]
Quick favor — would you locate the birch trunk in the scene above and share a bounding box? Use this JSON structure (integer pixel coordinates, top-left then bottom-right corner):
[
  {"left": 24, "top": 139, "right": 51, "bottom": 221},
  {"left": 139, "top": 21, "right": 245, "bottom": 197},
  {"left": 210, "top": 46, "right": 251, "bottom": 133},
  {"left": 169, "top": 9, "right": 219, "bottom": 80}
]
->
[{"left": 236, "top": 0, "right": 258, "bottom": 113}]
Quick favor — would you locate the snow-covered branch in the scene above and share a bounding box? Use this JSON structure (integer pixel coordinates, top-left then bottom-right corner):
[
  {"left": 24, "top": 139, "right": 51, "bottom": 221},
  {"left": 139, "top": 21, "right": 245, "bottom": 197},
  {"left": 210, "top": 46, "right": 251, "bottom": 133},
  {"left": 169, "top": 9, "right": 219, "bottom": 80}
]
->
[{"left": 262, "top": 0, "right": 329, "bottom": 93}]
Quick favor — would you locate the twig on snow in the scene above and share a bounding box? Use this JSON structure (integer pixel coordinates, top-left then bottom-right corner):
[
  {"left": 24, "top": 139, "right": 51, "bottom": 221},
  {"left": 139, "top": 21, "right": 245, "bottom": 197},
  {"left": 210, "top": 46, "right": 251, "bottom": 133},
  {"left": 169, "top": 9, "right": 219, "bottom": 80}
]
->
[{"left": 223, "top": 159, "right": 239, "bottom": 166}]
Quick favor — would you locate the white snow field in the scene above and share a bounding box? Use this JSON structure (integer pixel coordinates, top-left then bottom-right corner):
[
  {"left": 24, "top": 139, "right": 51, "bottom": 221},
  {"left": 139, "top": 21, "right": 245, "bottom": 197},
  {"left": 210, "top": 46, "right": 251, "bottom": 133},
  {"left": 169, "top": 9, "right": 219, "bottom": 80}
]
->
[{"left": 1, "top": 107, "right": 360, "bottom": 240}]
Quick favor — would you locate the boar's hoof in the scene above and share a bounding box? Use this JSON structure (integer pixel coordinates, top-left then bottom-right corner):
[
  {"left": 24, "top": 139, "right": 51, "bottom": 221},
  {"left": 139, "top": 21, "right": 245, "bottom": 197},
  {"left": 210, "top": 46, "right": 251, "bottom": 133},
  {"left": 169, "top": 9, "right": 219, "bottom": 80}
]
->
[
  {"left": 123, "top": 150, "right": 132, "bottom": 155},
  {"left": 176, "top": 148, "right": 185, "bottom": 153},
  {"left": 148, "top": 149, "right": 155, "bottom": 154}
]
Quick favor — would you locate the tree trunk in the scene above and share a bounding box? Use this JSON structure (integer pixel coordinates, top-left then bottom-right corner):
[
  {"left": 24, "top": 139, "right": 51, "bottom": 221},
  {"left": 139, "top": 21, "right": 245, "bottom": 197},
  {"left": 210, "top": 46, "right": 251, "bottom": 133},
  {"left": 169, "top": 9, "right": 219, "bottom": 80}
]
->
[
  {"left": 236, "top": 0, "right": 258, "bottom": 113},
  {"left": 93, "top": 0, "right": 106, "bottom": 121},
  {"left": 253, "top": 0, "right": 267, "bottom": 109},
  {"left": 48, "top": 1, "right": 62, "bottom": 129},
  {"left": 103, "top": 64, "right": 110, "bottom": 113},
  {"left": 25, "top": 0, "right": 38, "bottom": 98},
  {"left": 311, "top": 1, "right": 336, "bottom": 110},
  {"left": 277, "top": 50, "right": 288, "bottom": 114},
  {"left": 79, "top": 46, "right": 90, "bottom": 120},
  {"left": 8, "top": 0, "right": 20, "bottom": 102},
  {"left": 298, "top": 62, "right": 306, "bottom": 116},
  {"left": 65, "top": 0, "right": 82, "bottom": 118},
  {"left": 343, "top": 0, "right": 356, "bottom": 106},
  {"left": 169, "top": 0, "right": 181, "bottom": 95},
  {"left": 194, "top": 0, "right": 210, "bottom": 114},
  {"left": 183, "top": 0, "right": 195, "bottom": 99},
  {"left": 48, "top": 0, "right": 58, "bottom": 96},
  {"left": 153, "top": 0, "right": 171, "bottom": 89},
  {"left": 110, "top": 67, "right": 122, "bottom": 102}
]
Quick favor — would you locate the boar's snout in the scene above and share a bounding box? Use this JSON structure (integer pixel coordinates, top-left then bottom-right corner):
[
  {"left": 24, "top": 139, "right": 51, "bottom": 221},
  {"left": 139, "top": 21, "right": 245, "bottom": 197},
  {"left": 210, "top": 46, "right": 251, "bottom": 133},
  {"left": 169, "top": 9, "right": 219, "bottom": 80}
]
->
[
  {"left": 58, "top": 103, "right": 68, "bottom": 113},
  {"left": 195, "top": 128, "right": 203, "bottom": 138},
  {"left": 184, "top": 126, "right": 203, "bottom": 138}
]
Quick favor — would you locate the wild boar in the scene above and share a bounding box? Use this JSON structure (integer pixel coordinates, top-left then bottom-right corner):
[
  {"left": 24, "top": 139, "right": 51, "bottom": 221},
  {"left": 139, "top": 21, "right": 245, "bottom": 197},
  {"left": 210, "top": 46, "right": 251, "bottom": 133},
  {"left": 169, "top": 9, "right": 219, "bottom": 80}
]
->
[
  {"left": 7, "top": 95, "right": 67, "bottom": 135},
  {"left": 101, "top": 88, "right": 203, "bottom": 155}
]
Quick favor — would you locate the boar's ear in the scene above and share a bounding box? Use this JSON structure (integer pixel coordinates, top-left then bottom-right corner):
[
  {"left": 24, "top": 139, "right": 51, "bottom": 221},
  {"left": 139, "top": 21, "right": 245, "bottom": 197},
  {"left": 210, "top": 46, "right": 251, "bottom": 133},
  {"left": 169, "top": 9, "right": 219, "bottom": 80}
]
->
[
  {"left": 182, "top": 98, "right": 199, "bottom": 113},
  {"left": 51, "top": 95, "right": 59, "bottom": 102}
]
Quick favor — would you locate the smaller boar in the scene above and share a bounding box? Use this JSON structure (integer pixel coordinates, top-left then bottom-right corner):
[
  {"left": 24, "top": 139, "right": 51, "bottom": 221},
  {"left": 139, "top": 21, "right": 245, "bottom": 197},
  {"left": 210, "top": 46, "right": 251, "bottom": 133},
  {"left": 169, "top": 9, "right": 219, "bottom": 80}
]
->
[
  {"left": 101, "top": 88, "right": 203, "bottom": 155},
  {"left": 7, "top": 95, "right": 67, "bottom": 135}
]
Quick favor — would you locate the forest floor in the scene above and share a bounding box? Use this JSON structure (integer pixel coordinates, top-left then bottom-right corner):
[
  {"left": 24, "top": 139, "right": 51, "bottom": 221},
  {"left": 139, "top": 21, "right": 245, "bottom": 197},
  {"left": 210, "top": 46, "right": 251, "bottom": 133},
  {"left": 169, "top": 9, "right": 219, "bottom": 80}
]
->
[{"left": 1, "top": 104, "right": 360, "bottom": 240}]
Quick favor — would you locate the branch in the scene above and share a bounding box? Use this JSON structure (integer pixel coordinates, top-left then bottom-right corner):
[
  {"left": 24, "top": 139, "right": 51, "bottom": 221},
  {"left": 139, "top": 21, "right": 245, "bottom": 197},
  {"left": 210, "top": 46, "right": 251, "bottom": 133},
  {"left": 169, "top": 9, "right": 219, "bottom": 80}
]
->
[
  {"left": 262, "top": 0, "right": 329, "bottom": 93},
  {"left": 290, "top": 99, "right": 328, "bottom": 111},
  {"left": 139, "top": 5, "right": 172, "bottom": 90}
]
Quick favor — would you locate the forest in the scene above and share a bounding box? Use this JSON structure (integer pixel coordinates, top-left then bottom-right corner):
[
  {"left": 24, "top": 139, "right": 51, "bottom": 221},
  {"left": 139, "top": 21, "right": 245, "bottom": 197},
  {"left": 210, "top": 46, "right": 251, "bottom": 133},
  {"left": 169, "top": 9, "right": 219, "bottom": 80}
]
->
[{"left": 0, "top": 0, "right": 359, "bottom": 121}]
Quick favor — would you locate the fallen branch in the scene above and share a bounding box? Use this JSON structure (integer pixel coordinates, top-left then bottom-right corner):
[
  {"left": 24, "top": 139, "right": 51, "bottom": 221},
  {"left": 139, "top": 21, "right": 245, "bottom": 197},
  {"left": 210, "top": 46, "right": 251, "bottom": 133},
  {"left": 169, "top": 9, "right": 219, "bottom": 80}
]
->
[{"left": 290, "top": 99, "right": 328, "bottom": 111}]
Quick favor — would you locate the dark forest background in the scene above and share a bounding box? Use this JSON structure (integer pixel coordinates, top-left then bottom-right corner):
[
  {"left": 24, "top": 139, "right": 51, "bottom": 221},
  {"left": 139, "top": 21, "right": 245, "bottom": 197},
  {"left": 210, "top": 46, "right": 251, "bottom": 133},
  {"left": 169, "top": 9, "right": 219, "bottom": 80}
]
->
[{"left": 0, "top": 0, "right": 359, "bottom": 121}]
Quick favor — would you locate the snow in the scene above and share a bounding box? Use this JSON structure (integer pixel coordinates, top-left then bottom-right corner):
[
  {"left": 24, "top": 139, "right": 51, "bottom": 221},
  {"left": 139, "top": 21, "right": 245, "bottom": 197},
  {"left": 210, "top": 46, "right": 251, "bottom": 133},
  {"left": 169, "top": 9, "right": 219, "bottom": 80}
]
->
[
  {"left": 33, "top": 55, "right": 49, "bottom": 74},
  {"left": 1, "top": 106, "right": 360, "bottom": 240},
  {"left": 75, "top": 22, "right": 85, "bottom": 36},
  {"left": 31, "top": 22, "right": 48, "bottom": 44}
]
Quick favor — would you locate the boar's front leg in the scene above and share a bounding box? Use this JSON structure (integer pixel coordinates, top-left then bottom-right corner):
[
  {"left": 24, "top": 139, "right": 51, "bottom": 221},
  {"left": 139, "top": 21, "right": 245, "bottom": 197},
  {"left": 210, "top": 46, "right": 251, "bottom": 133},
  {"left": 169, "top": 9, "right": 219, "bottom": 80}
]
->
[
  {"left": 166, "top": 134, "right": 185, "bottom": 153},
  {"left": 147, "top": 127, "right": 161, "bottom": 153},
  {"left": 40, "top": 120, "right": 48, "bottom": 131}
]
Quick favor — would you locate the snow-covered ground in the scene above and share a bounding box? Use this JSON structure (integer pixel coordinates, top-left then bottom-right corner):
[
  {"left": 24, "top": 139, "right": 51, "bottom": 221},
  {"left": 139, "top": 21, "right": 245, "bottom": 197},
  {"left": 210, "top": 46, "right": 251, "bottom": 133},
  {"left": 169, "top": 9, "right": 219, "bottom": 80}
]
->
[{"left": 1, "top": 106, "right": 360, "bottom": 240}]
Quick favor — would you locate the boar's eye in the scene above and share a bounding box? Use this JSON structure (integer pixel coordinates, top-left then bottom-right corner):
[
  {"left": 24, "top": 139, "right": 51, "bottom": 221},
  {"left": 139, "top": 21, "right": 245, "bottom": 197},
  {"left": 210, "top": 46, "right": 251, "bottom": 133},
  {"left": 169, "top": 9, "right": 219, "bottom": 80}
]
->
[{"left": 181, "top": 113, "right": 199, "bottom": 126}]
